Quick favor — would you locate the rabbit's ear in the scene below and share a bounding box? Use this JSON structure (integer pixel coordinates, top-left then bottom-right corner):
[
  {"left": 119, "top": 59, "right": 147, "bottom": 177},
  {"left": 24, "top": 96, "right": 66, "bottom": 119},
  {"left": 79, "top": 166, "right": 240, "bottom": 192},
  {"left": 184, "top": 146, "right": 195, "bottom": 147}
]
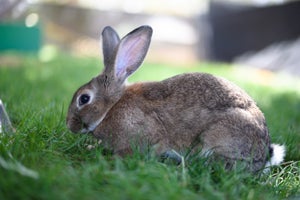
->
[
  {"left": 102, "top": 26, "right": 120, "bottom": 69},
  {"left": 114, "top": 26, "right": 152, "bottom": 83}
]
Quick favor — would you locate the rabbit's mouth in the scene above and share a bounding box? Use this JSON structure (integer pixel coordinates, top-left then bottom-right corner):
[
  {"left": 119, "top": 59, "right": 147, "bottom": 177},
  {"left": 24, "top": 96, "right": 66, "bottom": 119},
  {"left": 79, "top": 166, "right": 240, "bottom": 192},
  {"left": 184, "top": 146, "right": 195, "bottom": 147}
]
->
[
  {"left": 81, "top": 123, "right": 90, "bottom": 134},
  {"left": 80, "top": 121, "right": 95, "bottom": 134}
]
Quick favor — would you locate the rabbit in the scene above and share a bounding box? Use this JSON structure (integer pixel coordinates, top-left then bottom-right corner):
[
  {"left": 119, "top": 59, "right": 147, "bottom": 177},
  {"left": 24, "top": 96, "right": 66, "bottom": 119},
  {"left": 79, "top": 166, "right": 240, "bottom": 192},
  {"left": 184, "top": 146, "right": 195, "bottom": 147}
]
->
[{"left": 66, "top": 25, "right": 285, "bottom": 172}]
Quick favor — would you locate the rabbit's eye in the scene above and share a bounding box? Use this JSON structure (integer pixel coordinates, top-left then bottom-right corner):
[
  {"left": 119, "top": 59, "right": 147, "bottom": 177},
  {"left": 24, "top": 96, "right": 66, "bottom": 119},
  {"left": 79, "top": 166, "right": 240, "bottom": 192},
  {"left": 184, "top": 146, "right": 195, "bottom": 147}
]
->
[{"left": 79, "top": 94, "right": 90, "bottom": 106}]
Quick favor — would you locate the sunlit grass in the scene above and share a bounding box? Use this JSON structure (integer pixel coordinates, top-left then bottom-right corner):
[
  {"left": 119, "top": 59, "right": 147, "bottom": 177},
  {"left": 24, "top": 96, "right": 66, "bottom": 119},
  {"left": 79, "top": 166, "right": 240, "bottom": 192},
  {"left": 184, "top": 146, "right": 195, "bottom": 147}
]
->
[{"left": 0, "top": 52, "right": 299, "bottom": 199}]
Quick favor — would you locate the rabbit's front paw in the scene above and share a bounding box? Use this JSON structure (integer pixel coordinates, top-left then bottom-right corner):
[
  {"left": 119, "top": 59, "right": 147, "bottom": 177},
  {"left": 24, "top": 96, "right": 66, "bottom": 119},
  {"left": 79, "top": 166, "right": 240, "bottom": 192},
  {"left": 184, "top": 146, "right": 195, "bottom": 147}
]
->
[{"left": 160, "top": 149, "right": 183, "bottom": 165}]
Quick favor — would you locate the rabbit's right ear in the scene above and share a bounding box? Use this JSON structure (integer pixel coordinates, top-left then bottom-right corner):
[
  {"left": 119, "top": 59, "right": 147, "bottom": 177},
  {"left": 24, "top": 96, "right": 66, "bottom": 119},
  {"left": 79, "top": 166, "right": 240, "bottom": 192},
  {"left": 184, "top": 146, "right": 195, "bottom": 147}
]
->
[
  {"left": 102, "top": 26, "right": 120, "bottom": 69},
  {"left": 114, "top": 26, "right": 152, "bottom": 83}
]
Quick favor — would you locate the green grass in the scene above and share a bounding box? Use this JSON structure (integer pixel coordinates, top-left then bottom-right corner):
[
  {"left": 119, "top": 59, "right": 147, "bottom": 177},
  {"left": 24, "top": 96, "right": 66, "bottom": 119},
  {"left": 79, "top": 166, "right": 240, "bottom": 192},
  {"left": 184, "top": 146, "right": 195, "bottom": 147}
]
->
[{"left": 0, "top": 52, "right": 300, "bottom": 199}]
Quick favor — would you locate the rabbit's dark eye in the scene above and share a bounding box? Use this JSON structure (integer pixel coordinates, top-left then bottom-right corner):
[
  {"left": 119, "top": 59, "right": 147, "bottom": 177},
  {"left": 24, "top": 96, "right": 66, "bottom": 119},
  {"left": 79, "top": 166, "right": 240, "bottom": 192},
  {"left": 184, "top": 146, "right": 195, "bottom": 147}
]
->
[{"left": 79, "top": 94, "right": 90, "bottom": 106}]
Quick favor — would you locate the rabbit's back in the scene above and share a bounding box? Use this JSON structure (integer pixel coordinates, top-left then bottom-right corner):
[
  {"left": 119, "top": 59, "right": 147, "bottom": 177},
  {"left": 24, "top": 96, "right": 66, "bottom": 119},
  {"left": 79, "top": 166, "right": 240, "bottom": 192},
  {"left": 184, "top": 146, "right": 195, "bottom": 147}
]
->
[
  {"left": 142, "top": 73, "right": 268, "bottom": 144},
  {"left": 150, "top": 73, "right": 254, "bottom": 110}
]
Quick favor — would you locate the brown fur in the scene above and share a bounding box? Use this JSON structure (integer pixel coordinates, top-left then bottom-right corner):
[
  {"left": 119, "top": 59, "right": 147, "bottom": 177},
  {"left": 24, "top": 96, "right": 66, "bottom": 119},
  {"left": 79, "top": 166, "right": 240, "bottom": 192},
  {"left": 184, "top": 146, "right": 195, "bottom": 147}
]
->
[
  {"left": 93, "top": 73, "right": 270, "bottom": 171},
  {"left": 66, "top": 26, "right": 274, "bottom": 172}
]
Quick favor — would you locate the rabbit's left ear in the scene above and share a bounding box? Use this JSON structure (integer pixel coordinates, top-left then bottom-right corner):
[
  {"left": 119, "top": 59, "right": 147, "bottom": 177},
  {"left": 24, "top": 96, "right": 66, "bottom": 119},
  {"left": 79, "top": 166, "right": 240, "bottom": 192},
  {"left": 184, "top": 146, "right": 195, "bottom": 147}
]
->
[
  {"left": 102, "top": 26, "right": 120, "bottom": 70},
  {"left": 114, "top": 26, "right": 152, "bottom": 83}
]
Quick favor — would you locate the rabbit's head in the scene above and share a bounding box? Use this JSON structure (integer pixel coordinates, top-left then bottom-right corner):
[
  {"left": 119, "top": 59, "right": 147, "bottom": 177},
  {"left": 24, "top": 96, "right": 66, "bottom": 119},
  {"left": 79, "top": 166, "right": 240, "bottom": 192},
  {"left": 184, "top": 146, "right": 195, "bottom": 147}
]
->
[{"left": 66, "top": 26, "right": 152, "bottom": 133}]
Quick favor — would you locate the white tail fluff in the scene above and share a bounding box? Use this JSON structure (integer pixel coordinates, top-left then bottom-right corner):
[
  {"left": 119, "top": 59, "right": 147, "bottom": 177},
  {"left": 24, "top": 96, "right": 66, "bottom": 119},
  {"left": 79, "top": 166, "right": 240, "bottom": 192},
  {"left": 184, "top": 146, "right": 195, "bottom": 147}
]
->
[{"left": 265, "top": 144, "right": 286, "bottom": 168}]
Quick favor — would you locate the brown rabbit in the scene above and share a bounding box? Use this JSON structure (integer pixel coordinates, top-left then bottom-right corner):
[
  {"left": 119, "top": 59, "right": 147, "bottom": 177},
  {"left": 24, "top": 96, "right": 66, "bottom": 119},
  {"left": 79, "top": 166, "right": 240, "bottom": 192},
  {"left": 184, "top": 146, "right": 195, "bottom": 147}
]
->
[{"left": 66, "top": 25, "right": 285, "bottom": 172}]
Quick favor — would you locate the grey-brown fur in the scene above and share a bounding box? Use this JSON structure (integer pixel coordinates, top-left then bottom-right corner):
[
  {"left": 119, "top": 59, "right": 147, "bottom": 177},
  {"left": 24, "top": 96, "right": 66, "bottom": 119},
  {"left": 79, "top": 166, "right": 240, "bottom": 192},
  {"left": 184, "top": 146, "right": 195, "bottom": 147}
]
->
[{"left": 66, "top": 26, "right": 284, "bottom": 172}]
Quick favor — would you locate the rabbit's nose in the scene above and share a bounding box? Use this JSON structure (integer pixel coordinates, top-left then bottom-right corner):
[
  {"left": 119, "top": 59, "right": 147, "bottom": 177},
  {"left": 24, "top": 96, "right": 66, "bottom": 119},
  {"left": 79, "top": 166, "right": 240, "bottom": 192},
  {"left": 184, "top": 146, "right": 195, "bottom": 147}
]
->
[{"left": 66, "top": 115, "right": 82, "bottom": 134}]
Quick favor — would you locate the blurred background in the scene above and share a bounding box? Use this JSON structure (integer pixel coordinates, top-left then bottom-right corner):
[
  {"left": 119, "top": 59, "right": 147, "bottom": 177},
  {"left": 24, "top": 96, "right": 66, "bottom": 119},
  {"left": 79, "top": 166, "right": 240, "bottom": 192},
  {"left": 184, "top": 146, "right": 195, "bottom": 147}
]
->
[{"left": 0, "top": 0, "right": 300, "bottom": 75}]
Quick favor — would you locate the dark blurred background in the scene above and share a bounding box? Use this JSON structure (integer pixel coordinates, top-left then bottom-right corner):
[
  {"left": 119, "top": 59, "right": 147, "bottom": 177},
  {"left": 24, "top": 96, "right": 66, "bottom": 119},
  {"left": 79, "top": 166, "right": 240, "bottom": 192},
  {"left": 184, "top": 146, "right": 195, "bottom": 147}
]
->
[{"left": 0, "top": 0, "right": 300, "bottom": 75}]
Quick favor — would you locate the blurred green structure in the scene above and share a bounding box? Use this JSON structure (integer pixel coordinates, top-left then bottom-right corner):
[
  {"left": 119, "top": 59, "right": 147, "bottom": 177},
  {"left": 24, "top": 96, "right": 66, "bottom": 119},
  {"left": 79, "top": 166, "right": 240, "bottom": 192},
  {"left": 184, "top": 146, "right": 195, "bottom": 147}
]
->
[{"left": 0, "top": 22, "right": 41, "bottom": 52}]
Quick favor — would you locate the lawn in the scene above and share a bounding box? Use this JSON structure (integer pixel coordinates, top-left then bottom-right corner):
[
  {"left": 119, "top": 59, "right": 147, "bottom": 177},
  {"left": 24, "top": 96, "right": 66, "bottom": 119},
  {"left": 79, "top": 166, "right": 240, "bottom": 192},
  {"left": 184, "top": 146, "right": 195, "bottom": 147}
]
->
[{"left": 0, "top": 52, "right": 299, "bottom": 199}]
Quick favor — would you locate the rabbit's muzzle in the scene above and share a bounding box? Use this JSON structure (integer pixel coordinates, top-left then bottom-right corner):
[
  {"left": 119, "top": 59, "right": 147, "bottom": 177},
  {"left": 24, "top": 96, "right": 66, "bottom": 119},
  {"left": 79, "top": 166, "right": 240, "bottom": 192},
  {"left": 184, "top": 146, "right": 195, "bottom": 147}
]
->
[{"left": 66, "top": 115, "right": 84, "bottom": 133}]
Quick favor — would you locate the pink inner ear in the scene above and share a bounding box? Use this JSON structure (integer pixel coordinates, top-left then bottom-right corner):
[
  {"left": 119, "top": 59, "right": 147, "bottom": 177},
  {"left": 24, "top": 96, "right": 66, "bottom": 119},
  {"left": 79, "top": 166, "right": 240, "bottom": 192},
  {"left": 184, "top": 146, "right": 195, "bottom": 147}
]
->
[{"left": 115, "top": 34, "right": 149, "bottom": 78}]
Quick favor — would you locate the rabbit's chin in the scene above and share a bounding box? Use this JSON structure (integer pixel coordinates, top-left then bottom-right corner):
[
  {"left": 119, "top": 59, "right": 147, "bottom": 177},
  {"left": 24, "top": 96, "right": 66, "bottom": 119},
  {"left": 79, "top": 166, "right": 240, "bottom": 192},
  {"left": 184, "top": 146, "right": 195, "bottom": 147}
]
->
[{"left": 80, "top": 115, "right": 106, "bottom": 134}]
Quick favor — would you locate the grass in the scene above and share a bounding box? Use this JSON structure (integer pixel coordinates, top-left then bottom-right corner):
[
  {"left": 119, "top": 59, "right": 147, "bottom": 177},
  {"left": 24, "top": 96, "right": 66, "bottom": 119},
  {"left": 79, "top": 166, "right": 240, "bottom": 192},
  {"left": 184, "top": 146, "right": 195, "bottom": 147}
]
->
[{"left": 0, "top": 52, "right": 300, "bottom": 199}]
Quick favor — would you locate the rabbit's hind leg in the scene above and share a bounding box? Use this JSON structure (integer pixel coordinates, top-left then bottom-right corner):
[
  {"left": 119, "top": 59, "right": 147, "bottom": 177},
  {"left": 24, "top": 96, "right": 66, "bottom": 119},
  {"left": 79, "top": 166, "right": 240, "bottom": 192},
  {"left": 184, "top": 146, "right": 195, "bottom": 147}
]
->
[{"left": 199, "top": 118, "right": 267, "bottom": 172}]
